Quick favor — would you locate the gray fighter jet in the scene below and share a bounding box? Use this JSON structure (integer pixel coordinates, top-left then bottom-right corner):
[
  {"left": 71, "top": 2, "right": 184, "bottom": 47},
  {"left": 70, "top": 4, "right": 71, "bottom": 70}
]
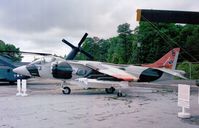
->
[{"left": 13, "top": 34, "right": 186, "bottom": 96}]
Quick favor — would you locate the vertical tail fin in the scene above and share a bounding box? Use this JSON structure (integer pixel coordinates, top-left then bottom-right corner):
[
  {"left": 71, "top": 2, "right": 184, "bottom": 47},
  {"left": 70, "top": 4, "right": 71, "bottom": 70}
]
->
[{"left": 142, "top": 48, "right": 180, "bottom": 70}]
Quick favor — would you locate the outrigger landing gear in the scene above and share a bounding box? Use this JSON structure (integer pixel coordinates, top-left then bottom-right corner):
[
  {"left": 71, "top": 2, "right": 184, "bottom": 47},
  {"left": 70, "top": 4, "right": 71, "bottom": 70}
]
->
[
  {"left": 117, "top": 90, "right": 123, "bottom": 97},
  {"left": 61, "top": 81, "right": 71, "bottom": 95},
  {"left": 105, "top": 87, "right": 115, "bottom": 94}
]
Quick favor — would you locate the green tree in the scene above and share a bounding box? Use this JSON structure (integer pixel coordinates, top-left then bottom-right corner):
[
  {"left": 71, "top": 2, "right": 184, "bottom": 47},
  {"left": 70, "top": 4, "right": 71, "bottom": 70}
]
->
[
  {"left": 178, "top": 25, "right": 199, "bottom": 62},
  {"left": 107, "top": 23, "right": 135, "bottom": 64},
  {"left": 75, "top": 37, "right": 100, "bottom": 60},
  {"left": 0, "top": 40, "right": 22, "bottom": 61},
  {"left": 97, "top": 39, "right": 110, "bottom": 62},
  {"left": 117, "top": 23, "right": 132, "bottom": 35},
  {"left": 135, "top": 22, "right": 183, "bottom": 63},
  {"left": 177, "top": 61, "right": 199, "bottom": 79}
]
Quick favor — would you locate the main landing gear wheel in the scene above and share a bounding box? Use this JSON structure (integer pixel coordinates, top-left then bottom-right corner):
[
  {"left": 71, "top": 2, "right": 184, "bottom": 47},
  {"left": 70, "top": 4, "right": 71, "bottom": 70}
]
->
[
  {"left": 62, "top": 86, "right": 71, "bottom": 94},
  {"left": 105, "top": 87, "right": 116, "bottom": 94}
]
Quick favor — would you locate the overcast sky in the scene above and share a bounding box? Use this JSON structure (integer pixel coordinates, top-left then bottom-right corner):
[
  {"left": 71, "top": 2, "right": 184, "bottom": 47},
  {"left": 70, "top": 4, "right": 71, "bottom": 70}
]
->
[{"left": 0, "top": 0, "right": 199, "bottom": 61}]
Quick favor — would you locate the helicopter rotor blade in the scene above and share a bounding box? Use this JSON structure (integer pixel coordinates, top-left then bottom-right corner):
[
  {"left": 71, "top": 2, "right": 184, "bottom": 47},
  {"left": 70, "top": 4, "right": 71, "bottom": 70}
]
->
[
  {"left": 62, "top": 39, "right": 76, "bottom": 49},
  {"left": 78, "top": 33, "right": 88, "bottom": 47},
  {"left": 79, "top": 49, "right": 94, "bottom": 60},
  {"left": 0, "top": 50, "right": 52, "bottom": 56}
]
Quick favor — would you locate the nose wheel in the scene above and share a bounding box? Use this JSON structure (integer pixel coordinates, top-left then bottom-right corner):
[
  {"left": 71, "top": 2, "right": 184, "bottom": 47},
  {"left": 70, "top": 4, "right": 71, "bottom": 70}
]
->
[
  {"left": 62, "top": 86, "right": 71, "bottom": 94},
  {"left": 61, "top": 81, "right": 71, "bottom": 94}
]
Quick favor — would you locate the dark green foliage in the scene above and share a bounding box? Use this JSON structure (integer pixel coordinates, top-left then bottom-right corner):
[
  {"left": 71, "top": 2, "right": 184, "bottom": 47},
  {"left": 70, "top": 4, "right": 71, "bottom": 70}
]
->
[
  {"left": 135, "top": 22, "right": 183, "bottom": 63},
  {"left": 117, "top": 23, "right": 132, "bottom": 35},
  {"left": 177, "top": 61, "right": 199, "bottom": 79},
  {"left": 178, "top": 25, "right": 199, "bottom": 62},
  {"left": 0, "top": 40, "right": 22, "bottom": 62},
  {"left": 75, "top": 37, "right": 103, "bottom": 61}
]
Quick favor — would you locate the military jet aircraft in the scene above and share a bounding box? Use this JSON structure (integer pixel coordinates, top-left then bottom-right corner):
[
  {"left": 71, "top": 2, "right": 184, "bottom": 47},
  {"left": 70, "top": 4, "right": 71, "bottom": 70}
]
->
[
  {"left": 13, "top": 34, "right": 186, "bottom": 96},
  {"left": 0, "top": 33, "right": 93, "bottom": 84}
]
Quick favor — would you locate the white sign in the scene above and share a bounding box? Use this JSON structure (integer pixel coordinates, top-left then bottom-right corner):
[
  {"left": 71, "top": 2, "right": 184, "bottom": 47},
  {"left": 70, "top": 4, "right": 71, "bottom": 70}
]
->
[
  {"left": 178, "top": 84, "right": 190, "bottom": 108},
  {"left": 198, "top": 88, "right": 199, "bottom": 104}
]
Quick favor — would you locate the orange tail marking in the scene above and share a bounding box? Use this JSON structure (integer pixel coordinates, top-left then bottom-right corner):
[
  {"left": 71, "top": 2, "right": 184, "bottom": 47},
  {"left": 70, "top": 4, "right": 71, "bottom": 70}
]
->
[{"left": 142, "top": 48, "right": 180, "bottom": 69}]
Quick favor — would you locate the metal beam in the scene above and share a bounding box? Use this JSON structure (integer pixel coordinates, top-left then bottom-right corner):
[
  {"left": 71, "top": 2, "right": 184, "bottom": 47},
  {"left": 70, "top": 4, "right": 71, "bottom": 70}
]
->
[{"left": 136, "top": 9, "right": 199, "bottom": 24}]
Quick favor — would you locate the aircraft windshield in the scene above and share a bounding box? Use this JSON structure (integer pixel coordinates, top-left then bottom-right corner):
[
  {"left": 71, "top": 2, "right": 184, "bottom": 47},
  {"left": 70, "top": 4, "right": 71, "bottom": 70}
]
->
[
  {"left": 31, "top": 58, "right": 42, "bottom": 65},
  {"left": 31, "top": 56, "right": 56, "bottom": 65},
  {"left": 44, "top": 56, "right": 56, "bottom": 63}
]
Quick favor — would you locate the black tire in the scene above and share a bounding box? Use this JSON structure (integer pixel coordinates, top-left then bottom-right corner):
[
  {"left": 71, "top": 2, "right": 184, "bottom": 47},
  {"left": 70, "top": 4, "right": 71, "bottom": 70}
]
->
[
  {"left": 105, "top": 87, "right": 115, "bottom": 94},
  {"left": 62, "top": 87, "right": 71, "bottom": 94},
  {"left": 117, "top": 92, "right": 123, "bottom": 97}
]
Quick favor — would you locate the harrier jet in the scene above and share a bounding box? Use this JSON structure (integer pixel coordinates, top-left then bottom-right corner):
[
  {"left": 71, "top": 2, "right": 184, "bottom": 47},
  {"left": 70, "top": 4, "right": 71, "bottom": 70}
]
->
[{"left": 13, "top": 34, "right": 186, "bottom": 96}]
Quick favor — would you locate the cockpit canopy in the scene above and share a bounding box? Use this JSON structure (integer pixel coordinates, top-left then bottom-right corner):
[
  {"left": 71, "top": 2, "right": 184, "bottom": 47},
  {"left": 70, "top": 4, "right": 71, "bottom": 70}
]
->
[{"left": 31, "top": 56, "right": 56, "bottom": 65}]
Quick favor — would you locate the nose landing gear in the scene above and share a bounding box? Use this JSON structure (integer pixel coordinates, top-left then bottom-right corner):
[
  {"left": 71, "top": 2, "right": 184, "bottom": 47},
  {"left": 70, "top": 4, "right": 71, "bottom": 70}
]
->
[
  {"left": 61, "top": 81, "right": 71, "bottom": 95},
  {"left": 117, "top": 91, "right": 123, "bottom": 97},
  {"left": 62, "top": 86, "right": 71, "bottom": 94}
]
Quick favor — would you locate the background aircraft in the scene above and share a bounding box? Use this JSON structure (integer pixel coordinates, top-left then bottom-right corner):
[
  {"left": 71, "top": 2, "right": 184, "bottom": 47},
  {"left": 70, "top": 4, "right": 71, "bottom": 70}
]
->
[
  {"left": 0, "top": 55, "right": 29, "bottom": 84},
  {"left": 0, "top": 51, "right": 54, "bottom": 84},
  {"left": 13, "top": 34, "right": 186, "bottom": 96}
]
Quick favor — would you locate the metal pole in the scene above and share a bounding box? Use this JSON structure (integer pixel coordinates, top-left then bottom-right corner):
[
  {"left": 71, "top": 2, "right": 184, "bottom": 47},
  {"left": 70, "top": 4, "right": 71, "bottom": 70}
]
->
[
  {"left": 189, "top": 62, "right": 191, "bottom": 79},
  {"left": 184, "top": 62, "right": 192, "bottom": 79}
]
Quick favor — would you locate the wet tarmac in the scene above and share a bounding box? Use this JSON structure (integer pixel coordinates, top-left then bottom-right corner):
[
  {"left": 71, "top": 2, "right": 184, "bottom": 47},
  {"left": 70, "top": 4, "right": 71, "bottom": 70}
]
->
[{"left": 0, "top": 79, "right": 199, "bottom": 128}]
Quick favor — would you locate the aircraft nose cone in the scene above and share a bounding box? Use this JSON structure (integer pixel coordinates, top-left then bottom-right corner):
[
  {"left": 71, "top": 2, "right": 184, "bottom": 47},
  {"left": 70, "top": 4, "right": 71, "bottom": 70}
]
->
[{"left": 13, "top": 65, "right": 31, "bottom": 76}]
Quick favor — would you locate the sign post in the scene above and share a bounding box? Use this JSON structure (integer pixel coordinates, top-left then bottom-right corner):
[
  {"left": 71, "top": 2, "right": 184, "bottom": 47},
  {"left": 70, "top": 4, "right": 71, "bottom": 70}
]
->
[
  {"left": 198, "top": 87, "right": 199, "bottom": 104},
  {"left": 196, "top": 80, "right": 199, "bottom": 104},
  {"left": 21, "top": 79, "right": 28, "bottom": 96},
  {"left": 178, "top": 84, "right": 191, "bottom": 118},
  {"left": 16, "top": 79, "right": 22, "bottom": 96},
  {"left": 16, "top": 79, "right": 28, "bottom": 96}
]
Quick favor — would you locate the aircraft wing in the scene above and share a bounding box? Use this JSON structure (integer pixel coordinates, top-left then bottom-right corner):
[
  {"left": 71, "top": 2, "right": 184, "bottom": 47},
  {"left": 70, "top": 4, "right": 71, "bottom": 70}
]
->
[
  {"left": 156, "top": 68, "right": 187, "bottom": 79},
  {"left": 84, "top": 62, "right": 139, "bottom": 81}
]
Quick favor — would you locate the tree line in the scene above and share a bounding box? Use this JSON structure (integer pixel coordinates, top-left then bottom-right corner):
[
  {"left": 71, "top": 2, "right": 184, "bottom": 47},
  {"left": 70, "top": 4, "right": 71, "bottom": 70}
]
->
[
  {"left": 76, "top": 22, "right": 199, "bottom": 64},
  {"left": 0, "top": 40, "right": 22, "bottom": 61},
  {"left": 1, "top": 22, "right": 199, "bottom": 64}
]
